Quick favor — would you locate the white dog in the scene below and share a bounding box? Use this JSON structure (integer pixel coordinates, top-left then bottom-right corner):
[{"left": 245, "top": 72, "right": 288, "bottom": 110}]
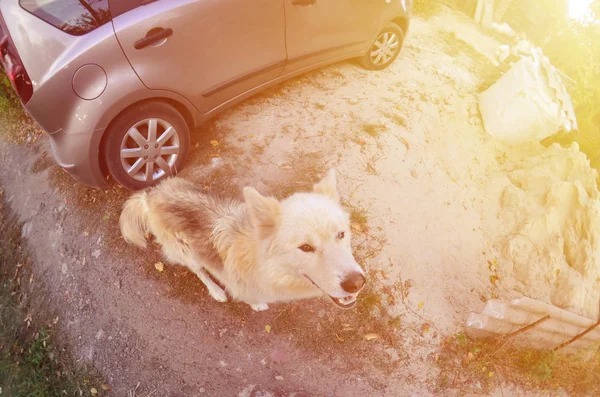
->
[{"left": 119, "top": 169, "right": 366, "bottom": 311}]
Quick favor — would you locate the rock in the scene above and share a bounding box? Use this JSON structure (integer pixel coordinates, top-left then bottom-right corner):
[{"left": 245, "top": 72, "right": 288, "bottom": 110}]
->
[
  {"left": 469, "top": 104, "right": 479, "bottom": 117},
  {"left": 21, "top": 222, "right": 32, "bottom": 237},
  {"left": 469, "top": 116, "right": 482, "bottom": 126},
  {"left": 384, "top": 347, "right": 400, "bottom": 362}
]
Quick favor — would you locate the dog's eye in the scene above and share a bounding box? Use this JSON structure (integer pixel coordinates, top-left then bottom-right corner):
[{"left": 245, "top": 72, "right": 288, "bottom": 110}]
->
[
  {"left": 299, "top": 244, "right": 315, "bottom": 253},
  {"left": 337, "top": 231, "right": 345, "bottom": 240}
]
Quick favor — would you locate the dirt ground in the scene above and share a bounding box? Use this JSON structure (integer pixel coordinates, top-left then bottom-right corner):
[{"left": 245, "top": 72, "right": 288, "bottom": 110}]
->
[{"left": 0, "top": 9, "right": 580, "bottom": 397}]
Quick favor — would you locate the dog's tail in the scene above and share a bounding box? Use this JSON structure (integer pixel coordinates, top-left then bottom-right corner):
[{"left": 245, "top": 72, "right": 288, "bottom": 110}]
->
[{"left": 119, "top": 191, "right": 150, "bottom": 248}]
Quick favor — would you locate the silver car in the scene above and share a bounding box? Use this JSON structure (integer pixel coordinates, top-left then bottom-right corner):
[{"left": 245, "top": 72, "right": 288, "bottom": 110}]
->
[{"left": 1, "top": 0, "right": 411, "bottom": 189}]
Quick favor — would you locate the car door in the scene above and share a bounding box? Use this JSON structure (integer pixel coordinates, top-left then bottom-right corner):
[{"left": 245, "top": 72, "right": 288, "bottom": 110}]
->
[
  {"left": 283, "top": 0, "right": 381, "bottom": 73},
  {"left": 110, "top": 0, "right": 286, "bottom": 114}
]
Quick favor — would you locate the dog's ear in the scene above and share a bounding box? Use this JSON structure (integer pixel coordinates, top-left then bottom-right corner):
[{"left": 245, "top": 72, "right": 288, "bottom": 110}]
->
[
  {"left": 243, "top": 187, "right": 281, "bottom": 236},
  {"left": 313, "top": 169, "right": 340, "bottom": 203}
]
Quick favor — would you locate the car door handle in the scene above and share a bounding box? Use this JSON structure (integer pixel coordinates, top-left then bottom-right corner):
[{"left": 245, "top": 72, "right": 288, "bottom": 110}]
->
[
  {"left": 291, "top": 0, "right": 316, "bottom": 5},
  {"left": 134, "top": 28, "right": 173, "bottom": 50}
]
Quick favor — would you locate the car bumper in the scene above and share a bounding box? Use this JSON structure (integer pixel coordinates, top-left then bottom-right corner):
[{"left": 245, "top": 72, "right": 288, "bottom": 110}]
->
[{"left": 48, "top": 128, "right": 108, "bottom": 188}]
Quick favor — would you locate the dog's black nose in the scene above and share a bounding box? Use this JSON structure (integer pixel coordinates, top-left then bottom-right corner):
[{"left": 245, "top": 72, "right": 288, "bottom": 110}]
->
[{"left": 341, "top": 272, "right": 366, "bottom": 293}]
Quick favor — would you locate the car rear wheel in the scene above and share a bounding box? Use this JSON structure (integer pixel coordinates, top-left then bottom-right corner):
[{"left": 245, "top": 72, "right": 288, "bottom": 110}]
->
[
  {"left": 360, "top": 23, "right": 405, "bottom": 71},
  {"left": 103, "top": 101, "right": 190, "bottom": 190}
]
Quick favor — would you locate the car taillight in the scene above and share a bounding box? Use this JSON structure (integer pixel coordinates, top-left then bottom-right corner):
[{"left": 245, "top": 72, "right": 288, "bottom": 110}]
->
[{"left": 0, "top": 16, "right": 33, "bottom": 104}]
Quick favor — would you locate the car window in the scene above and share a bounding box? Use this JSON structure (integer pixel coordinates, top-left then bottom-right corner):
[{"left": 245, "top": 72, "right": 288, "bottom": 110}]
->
[
  {"left": 19, "top": 0, "right": 111, "bottom": 36},
  {"left": 109, "top": 0, "right": 143, "bottom": 18}
]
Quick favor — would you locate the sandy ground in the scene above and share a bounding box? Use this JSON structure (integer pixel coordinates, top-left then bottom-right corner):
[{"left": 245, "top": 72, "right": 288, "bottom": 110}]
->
[{"left": 0, "top": 8, "right": 594, "bottom": 397}]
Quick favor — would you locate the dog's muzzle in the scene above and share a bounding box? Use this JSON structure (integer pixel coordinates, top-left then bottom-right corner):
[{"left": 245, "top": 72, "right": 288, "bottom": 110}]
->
[{"left": 304, "top": 275, "right": 360, "bottom": 309}]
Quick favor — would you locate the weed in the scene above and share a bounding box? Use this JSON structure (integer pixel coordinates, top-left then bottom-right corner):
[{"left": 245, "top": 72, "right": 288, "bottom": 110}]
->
[
  {"left": 381, "top": 111, "right": 408, "bottom": 128},
  {"left": 435, "top": 331, "right": 600, "bottom": 395},
  {"left": 413, "top": 0, "right": 443, "bottom": 20},
  {"left": 362, "top": 123, "right": 387, "bottom": 138},
  {"left": 0, "top": 191, "right": 106, "bottom": 396}
]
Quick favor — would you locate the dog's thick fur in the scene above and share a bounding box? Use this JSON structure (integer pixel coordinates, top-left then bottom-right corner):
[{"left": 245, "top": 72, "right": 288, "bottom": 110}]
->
[{"left": 119, "top": 170, "right": 365, "bottom": 311}]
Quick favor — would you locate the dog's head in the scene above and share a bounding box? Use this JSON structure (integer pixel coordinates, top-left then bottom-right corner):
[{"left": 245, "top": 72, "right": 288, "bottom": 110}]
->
[{"left": 243, "top": 169, "right": 366, "bottom": 308}]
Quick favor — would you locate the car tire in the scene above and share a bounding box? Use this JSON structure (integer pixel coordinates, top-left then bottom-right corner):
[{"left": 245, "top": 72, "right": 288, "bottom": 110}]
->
[
  {"left": 103, "top": 101, "right": 190, "bottom": 190},
  {"left": 360, "top": 23, "right": 405, "bottom": 71}
]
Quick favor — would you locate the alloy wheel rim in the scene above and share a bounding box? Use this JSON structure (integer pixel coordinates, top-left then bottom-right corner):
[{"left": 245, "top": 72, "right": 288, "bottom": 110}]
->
[
  {"left": 370, "top": 31, "right": 400, "bottom": 66},
  {"left": 119, "top": 118, "right": 180, "bottom": 182}
]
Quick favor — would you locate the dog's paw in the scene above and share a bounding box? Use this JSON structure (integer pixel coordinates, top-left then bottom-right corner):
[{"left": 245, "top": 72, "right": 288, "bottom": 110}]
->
[
  {"left": 208, "top": 287, "right": 228, "bottom": 303},
  {"left": 250, "top": 303, "right": 269, "bottom": 312}
]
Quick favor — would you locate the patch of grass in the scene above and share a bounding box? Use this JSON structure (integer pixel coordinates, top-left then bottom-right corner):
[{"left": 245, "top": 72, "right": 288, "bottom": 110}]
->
[
  {"left": 349, "top": 206, "right": 369, "bottom": 233},
  {"left": 0, "top": 189, "right": 107, "bottom": 397},
  {"left": 413, "top": 0, "right": 443, "bottom": 19},
  {"left": 362, "top": 123, "right": 387, "bottom": 138},
  {"left": 435, "top": 332, "right": 600, "bottom": 395},
  {"left": 0, "top": 70, "right": 43, "bottom": 144},
  {"left": 437, "top": 31, "right": 501, "bottom": 92}
]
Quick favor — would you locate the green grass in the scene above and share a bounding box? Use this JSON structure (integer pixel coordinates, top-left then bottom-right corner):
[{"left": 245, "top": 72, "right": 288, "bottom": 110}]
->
[
  {"left": 0, "top": 191, "right": 107, "bottom": 397},
  {"left": 435, "top": 331, "right": 600, "bottom": 394}
]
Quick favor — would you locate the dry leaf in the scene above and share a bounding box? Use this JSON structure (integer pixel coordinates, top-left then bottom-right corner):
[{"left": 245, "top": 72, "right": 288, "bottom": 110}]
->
[
  {"left": 351, "top": 222, "right": 363, "bottom": 233},
  {"left": 418, "top": 302, "right": 424, "bottom": 309},
  {"left": 274, "top": 375, "right": 284, "bottom": 381},
  {"left": 210, "top": 140, "right": 219, "bottom": 147},
  {"left": 398, "top": 136, "right": 410, "bottom": 151},
  {"left": 335, "top": 334, "right": 345, "bottom": 342},
  {"left": 90, "top": 387, "right": 98, "bottom": 396},
  {"left": 101, "top": 384, "right": 111, "bottom": 391},
  {"left": 154, "top": 262, "right": 164, "bottom": 272},
  {"left": 265, "top": 324, "right": 271, "bottom": 333},
  {"left": 488, "top": 371, "right": 495, "bottom": 377},
  {"left": 363, "top": 333, "right": 380, "bottom": 341}
]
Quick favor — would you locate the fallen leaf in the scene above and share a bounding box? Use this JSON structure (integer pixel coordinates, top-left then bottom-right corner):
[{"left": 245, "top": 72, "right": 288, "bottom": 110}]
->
[
  {"left": 274, "top": 375, "right": 284, "bottom": 381},
  {"left": 488, "top": 371, "right": 495, "bottom": 377},
  {"left": 335, "top": 334, "right": 345, "bottom": 343},
  {"left": 418, "top": 302, "right": 424, "bottom": 309},
  {"left": 351, "top": 222, "right": 363, "bottom": 233},
  {"left": 398, "top": 136, "right": 410, "bottom": 151},
  {"left": 90, "top": 387, "right": 98, "bottom": 396},
  {"left": 101, "top": 384, "right": 111, "bottom": 391},
  {"left": 265, "top": 324, "right": 271, "bottom": 334},
  {"left": 364, "top": 333, "right": 380, "bottom": 341},
  {"left": 210, "top": 140, "right": 219, "bottom": 147},
  {"left": 154, "top": 262, "right": 164, "bottom": 273}
]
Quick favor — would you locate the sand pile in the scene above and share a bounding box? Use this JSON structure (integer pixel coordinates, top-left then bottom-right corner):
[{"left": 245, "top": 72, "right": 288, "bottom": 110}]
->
[{"left": 496, "top": 143, "right": 600, "bottom": 319}]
